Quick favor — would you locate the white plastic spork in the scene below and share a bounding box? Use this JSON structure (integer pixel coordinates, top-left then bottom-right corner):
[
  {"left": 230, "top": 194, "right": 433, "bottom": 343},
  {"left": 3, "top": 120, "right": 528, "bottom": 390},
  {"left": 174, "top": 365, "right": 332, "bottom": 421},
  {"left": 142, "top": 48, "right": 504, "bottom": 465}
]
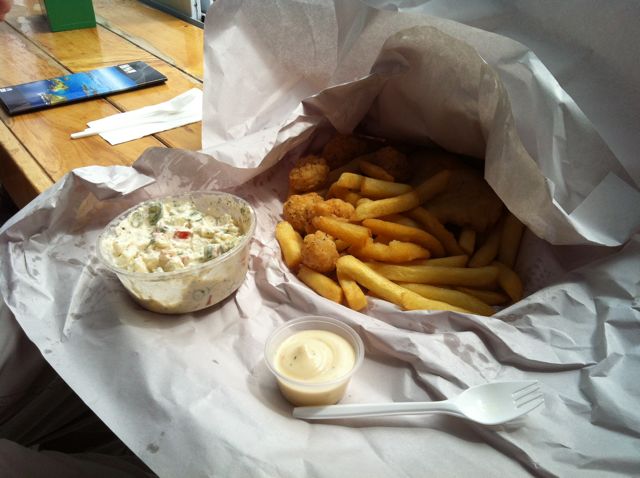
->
[{"left": 293, "top": 380, "right": 544, "bottom": 425}]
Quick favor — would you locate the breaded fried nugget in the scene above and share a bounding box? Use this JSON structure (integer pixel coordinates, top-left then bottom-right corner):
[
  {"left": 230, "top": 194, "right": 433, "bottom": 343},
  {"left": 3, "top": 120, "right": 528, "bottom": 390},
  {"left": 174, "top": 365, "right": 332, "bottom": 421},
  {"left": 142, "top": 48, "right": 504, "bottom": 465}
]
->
[
  {"left": 305, "top": 198, "right": 355, "bottom": 234},
  {"left": 289, "top": 155, "right": 329, "bottom": 193},
  {"left": 301, "top": 231, "right": 339, "bottom": 273},
  {"left": 283, "top": 192, "right": 323, "bottom": 233},
  {"left": 311, "top": 198, "right": 355, "bottom": 221},
  {"left": 321, "top": 134, "right": 370, "bottom": 169},
  {"left": 367, "top": 146, "right": 410, "bottom": 181},
  {"left": 425, "top": 168, "right": 503, "bottom": 233}
]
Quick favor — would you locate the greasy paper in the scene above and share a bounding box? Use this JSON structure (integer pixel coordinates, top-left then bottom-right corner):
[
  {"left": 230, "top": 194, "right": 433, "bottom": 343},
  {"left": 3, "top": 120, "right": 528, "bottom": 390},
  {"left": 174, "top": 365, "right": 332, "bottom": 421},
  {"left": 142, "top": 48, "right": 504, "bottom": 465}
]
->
[{"left": 1, "top": 1, "right": 640, "bottom": 477}]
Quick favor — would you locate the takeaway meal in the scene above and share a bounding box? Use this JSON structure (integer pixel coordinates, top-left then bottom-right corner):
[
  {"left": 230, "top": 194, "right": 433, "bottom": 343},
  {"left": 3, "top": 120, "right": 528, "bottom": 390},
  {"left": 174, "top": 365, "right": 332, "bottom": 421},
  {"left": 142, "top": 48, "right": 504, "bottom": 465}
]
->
[{"left": 275, "top": 134, "right": 525, "bottom": 316}]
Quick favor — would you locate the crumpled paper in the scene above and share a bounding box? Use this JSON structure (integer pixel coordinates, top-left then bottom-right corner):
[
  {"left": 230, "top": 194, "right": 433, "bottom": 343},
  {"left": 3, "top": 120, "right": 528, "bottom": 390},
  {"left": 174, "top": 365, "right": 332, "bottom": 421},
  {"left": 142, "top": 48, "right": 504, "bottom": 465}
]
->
[
  {"left": 201, "top": 2, "right": 640, "bottom": 247},
  {"left": 1, "top": 1, "right": 640, "bottom": 477}
]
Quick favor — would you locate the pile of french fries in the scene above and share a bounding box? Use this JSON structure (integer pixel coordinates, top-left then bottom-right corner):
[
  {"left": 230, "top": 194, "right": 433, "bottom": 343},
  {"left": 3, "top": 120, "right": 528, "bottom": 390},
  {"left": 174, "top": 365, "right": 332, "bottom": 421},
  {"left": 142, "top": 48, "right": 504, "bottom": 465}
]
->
[{"left": 275, "top": 142, "right": 526, "bottom": 317}]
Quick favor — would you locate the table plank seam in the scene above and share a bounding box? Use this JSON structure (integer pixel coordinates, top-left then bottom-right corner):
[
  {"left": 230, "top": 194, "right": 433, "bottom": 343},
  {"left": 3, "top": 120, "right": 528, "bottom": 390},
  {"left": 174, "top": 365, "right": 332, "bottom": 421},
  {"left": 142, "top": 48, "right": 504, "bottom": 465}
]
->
[
  {"left": 3, "top": 20, "right": 134, "bottom": 117},
  {"left": 2, "top": 21, "right": 176, "bottom": 152},
  {"left": 95, "top": 15, "right": 204, "bottom": 84},
  {"left": 6, "top": 19, "right": 200, "bottom": 148}
]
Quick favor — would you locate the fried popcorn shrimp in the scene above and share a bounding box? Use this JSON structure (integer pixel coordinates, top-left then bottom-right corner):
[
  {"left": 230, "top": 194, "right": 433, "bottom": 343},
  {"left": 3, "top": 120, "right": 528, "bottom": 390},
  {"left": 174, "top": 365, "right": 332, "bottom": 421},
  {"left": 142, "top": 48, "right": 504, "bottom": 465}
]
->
[
  {"left": 283, "top": 192, "right": 323, "bottom": 233},
  {"left": 289, "top": 155, "right": 329, "bottom": 193},
  {"left": 321, "top": 134, "right": 371, "bottom": 169},
  {"left": 301, "top": 230, "right": 339, "bottom": 273},
  {"left": 367, "top": 146, "right": 410, "bottom": 181},
  {"left": 310, "top": 198, "right": 355, "bottom": 221}
]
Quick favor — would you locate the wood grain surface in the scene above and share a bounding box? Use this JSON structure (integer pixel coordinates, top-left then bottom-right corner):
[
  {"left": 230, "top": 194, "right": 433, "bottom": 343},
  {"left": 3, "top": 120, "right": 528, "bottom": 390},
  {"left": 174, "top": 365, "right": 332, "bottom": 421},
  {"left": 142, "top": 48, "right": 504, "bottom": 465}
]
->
[
  {"left": 94, "top": 0, "right": 204, "bottom": 80},
  {"left": 0, "top": 0, "right": 204, "bottom": 207}
]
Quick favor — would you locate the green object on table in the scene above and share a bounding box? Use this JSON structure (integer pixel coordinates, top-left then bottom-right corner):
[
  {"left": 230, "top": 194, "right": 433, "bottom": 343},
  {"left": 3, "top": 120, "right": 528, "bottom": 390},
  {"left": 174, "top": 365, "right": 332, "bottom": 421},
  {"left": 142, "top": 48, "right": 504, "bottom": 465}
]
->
[{"left": 39, "top": 0, "right": 97, "bottom": 32}]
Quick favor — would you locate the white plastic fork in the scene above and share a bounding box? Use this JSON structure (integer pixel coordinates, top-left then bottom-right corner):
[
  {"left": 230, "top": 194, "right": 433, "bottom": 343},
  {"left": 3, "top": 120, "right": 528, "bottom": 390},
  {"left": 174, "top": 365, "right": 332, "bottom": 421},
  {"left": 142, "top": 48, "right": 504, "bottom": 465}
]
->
[{"left": 293, "top": 380, "right": 544, "bottom": 425}]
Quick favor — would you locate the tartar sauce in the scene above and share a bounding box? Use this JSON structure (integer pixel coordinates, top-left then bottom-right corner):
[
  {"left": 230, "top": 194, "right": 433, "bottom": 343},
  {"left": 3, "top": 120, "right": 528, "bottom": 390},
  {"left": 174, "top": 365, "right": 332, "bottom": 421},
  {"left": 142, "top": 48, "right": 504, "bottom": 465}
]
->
[
  {"left": 103, "top": 199, "right": 244, "bottom": 273},
  {"left": 274, "top": 330, "right": 356, "bottom": 383}
]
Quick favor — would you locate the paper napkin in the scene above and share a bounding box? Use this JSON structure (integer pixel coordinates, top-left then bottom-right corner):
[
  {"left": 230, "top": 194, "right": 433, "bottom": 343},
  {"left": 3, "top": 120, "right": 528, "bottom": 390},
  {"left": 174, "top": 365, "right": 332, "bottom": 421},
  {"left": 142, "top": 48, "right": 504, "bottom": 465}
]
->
[{"left": 80, "top": 88, "right": 202, "bottom": 145}]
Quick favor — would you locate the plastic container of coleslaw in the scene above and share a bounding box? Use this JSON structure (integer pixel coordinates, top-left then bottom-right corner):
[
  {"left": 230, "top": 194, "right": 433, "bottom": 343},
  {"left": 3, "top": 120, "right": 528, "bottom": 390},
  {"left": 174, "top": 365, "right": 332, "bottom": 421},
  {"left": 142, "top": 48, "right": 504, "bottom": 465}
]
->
[{"left": 97, "top": 191, "right": 256, "bottom": 314}]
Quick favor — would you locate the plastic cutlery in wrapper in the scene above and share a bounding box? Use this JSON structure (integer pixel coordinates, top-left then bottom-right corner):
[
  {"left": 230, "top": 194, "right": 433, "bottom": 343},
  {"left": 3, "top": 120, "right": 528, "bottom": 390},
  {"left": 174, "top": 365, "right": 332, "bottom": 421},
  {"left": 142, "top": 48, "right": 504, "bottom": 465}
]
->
[
  {"left": 70, "top": 88, "right": 202, "bottom": 144},
  {"left": 293, "top": 381, "right": 544, "bottom": 425}
]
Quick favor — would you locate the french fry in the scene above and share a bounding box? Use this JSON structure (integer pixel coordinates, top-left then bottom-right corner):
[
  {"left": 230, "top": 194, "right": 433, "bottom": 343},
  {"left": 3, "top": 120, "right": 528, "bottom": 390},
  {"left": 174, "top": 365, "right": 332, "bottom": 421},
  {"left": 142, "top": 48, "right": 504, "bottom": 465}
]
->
[
  {"left": 458, "top": 227, "right": 476, "bottom": 256},
  {"left": 275, "top": 221, "right": 303, "bottom": 269},
  {"left": 336, "top": 255, "right": 405, "bottom": 306},
  {"left": 367, "top": 263, "right": 499, "bottom": 288},
  {"left": 413, "top": 169, "right": 452, "bottom": 203},
  {"left": 456, "top": 287, "right": 509, "bottom": 306},
  {"left": 374, "top": 235, "right": 392, "bottom": 245},
  {"left": 401, "top": 289, "right": 471, "bottom": 313},
  {"left": 336, "top": 267, "right": 368, "bottom": 311},
  {"left": 326, "top": 156, "right": 363, "bottom": 185},
  {"left": 468, "top": 222, "right": 501, "bottom": 267},
  {"left": 400, "top": 283, "right": 495, "bottom": 316},
  {"left": 379, "top": 214, "right": 423, "bottom": 229},
  {"left": 353, "top": 190, "right": 421, "bottom": 221},
  {"left": 362, "top": 218, "right": 445, "bottom": 257},
  {"left": 335, "top": 172, "right": 365, "bottom": 190},
  {"left": 353, "top": 170, "right": 451, "bottom": 221},
  {"left": 297, "top": 265, "right": 343, "bottom": 303},
  {"left": 326, "top": 183, "right": 347, "bottom": 199},
  {"left": 408, "top": 207, "right": 465, "bottom": 256},
  {"left": 281, "top": 138, "right": 529, "bottom": 315},
  {"left": 498, "top": 211, "right": 525, "bottom": 268},
  {"left": 327, "top": 183, "right": 362, "bottom": 206},
  {"left": 336, "top": 255, "right": 470, "bottom": 313},
  {"left": 407, "top": 255, "right": 469, "bottom": 267},
  {"left": 493, "top": 261, "right": 523, "bottom": 303},
  {"left": 360, "top": 177, "right": 412, "bottom": 199},
  {"left": 335, "top": 239, "right": 350, "bottom": 252},
  {"left": 312, "top": 215, "right": 371, "bottom": 248},
  {"left": 343, "top": 191, "right": 363, "bottom": 206},
  {"left": 349, "top": 239, "right": 430, "bottom": 263},
  {"left": 358, "top": 159, "right": 394, "bottom": 181}
]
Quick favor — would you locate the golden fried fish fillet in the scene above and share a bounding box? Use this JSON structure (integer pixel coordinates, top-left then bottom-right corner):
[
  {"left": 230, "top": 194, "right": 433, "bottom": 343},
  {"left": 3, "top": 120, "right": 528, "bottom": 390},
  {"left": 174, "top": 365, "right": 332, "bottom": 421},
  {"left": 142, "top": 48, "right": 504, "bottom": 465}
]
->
[
  {"left": 408, "top": 148, "right": 482, "bottom": 182},
  {"left": 425, "top": 168, "right": 503, "bottom": 233},
  {"left": 360, "top": 146, "right": 410, "bottom": 182},
  {"left": 321, "top": 134, "right": 371, "bottom": 169}
]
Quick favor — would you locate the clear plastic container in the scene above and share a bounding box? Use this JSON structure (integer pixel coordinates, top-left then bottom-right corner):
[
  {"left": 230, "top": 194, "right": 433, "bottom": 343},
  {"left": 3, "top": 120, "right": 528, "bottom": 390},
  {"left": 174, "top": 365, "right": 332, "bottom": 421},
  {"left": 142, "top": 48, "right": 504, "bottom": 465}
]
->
[
  {"left": 265, "top": 316, "right": 365, "bottom": 406},
  {"left": 96, "top": 191, "right": 256, "bottom": 314}
]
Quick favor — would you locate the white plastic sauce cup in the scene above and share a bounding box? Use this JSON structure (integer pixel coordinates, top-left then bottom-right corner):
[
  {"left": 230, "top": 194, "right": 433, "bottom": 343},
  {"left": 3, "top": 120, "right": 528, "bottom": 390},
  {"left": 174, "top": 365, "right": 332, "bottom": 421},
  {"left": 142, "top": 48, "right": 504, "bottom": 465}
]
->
[{"left": 265, "top": 316, "right": 365, "bottom": 406}]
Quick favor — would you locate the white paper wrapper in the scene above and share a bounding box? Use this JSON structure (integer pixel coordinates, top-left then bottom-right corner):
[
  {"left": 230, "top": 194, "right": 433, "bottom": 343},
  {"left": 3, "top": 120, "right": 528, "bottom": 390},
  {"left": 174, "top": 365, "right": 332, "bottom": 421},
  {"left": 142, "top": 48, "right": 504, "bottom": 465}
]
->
[
  {"left": 201, "top": 1, "right": 640, "bottom": 247},
  {"left": 2, "top": 1, "right": 640, "bottom": 477}
]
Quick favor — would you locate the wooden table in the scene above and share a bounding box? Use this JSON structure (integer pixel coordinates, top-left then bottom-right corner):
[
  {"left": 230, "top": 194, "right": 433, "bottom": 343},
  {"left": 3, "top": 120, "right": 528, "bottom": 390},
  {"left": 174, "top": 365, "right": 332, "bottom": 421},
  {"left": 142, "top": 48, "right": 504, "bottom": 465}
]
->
[{"left": 0, "top": 0, "right": 204, "bottom": 208}]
